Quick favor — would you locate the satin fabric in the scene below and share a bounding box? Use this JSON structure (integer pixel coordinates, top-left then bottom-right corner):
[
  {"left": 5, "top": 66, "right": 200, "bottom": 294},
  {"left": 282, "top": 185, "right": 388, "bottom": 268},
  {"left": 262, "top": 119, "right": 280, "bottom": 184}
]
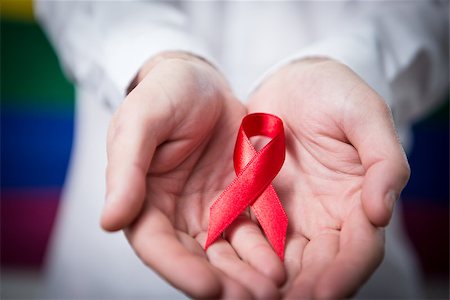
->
[{"left": 205, "top": 113, "right": 288, "bottom": 260}]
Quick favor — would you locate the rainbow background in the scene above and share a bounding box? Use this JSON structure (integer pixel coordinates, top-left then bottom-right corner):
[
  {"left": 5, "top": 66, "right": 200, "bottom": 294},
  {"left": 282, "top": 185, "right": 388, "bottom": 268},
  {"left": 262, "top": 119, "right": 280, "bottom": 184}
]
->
[
  {"left": 1, "top": 0, "right": 74, "bottom": 268},
  {"left": 1, "top": 0, "right": 448, "bottom": 297}
]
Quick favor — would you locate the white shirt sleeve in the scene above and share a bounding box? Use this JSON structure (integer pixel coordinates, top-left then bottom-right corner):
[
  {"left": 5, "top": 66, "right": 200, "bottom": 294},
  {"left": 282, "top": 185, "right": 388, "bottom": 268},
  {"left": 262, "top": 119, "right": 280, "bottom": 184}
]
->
[
  {"left": 34, "top": 1, "right": 214, "bottom": 110},
  {"left": 255, "top": 1, "right": 448, "bottom": 144}
]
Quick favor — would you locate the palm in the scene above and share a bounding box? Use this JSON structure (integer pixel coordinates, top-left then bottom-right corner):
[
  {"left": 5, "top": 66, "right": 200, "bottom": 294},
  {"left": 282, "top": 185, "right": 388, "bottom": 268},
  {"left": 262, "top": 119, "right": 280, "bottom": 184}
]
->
[
  {"left": 143, "top": 100, "right": 244, "bottom": 242},
  {"left": 247, "top": 59, "right": 394, "bottom": 298},
  {"left": 261, "top": 98, "right": 371, "bottom": 298},
  {"left": 138, "top": 100, "right": 241, "bottom": 234}
]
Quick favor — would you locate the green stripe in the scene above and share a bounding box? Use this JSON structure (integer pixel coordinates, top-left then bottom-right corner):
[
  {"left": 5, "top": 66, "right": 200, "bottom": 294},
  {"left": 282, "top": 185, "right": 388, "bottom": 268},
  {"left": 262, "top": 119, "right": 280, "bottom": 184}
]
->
[{"left": 1, "top": 20, "right": 74, "bottom": 105}]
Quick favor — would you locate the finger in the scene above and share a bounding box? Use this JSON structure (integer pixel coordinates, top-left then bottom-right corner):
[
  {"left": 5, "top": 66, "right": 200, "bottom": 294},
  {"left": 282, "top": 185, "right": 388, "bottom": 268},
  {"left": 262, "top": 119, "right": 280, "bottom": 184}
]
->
[
  {"left": 281, "top": 233, "right": 308, "bottom": 294},
  {"left": 344, "top": 90, "right": 410, "bottom": 226},
  {"left": 125, "top": 207, "right": 223, "bottom": 299},
  {"left": 102, "top": 79, "right": 175, "bottom": 231},
  {"left": 202, "top": 233, "right": 280, "bottom": 299},
  {"left": 217, "top": 273, "right": 254, "bottom": 300},
  {"left": 225, "top": 215, "right": 286, "bottom": 286},
  {"left": 314, "top": 205, "right": 384, "bottom": 299},
  {"left": 284, "top": 232, "right": 339, "bottom": 299}
]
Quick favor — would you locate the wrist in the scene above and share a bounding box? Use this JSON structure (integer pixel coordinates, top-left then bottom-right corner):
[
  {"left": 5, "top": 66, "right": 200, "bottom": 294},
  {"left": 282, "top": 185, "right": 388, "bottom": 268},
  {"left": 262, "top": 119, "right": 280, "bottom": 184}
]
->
[
  {"left": 274, "top": 57, "right": 343, "bottom": 78},
  {"left": 127, "top": 51, "right": 228, "bottom": 94},
  {"left": 255, "top": 57, "right": 346, "bottom": 94}
]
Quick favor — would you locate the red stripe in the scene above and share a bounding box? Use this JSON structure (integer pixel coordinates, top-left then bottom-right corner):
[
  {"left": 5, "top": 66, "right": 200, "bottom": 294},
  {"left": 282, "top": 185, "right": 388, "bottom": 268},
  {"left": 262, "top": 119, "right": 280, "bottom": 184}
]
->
[
  {"left": 401, "top": 200, "right": 449, "bottom": 276},
  {"left": 1, "top": 188, "right": 61, "bottom": 268}
]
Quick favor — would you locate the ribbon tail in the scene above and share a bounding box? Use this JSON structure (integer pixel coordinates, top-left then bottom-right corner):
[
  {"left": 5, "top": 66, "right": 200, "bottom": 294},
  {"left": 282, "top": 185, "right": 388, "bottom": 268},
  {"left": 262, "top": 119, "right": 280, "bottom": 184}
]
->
[
  {"left": 251, "top": 185, "right": 288, "bottom": 261},
  {"left": 205, "top": 186, "right": 253, "bottom": 250}
]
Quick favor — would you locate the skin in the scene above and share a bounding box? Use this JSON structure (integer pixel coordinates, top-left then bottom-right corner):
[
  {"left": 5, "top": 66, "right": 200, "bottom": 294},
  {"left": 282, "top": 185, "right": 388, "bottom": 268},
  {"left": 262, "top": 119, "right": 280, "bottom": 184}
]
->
[
  {"left": 247, "top": 58, "right": 410, "bottom": 298},
  {"left": 101, "top": 53, "right": 410, "bottom": 299}
]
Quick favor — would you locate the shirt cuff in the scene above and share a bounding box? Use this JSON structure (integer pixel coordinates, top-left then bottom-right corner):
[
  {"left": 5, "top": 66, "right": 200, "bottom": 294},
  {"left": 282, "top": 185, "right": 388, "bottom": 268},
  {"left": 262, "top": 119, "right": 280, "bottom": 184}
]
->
[
  {"left": 252, "top": 25, "right": 393, "bottom": 108},
  {"left": 100, "top": 26, "right": 215, "bottom": 109}
]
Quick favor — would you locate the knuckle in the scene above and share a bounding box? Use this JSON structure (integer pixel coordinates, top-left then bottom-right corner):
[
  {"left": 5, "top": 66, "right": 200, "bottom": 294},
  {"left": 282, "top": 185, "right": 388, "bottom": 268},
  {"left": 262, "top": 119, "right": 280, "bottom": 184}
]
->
[{"left": 400, "top": 158, "right": 411, "bottom": 185}]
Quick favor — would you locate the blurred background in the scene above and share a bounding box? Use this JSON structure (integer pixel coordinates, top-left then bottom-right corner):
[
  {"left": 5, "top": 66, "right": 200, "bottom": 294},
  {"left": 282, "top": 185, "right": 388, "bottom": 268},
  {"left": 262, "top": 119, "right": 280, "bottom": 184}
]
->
[{"left": 1, "top": 1, "right": 448, "bottom": 299}]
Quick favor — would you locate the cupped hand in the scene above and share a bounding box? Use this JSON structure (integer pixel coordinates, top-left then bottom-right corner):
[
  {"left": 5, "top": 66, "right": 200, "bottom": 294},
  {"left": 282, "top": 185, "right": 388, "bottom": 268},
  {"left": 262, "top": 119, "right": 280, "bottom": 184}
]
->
[
  {"left": 247, "top": 58, "right": 410, "bottom": 299},
  {"left": 101, "top": 53, "right": 284, "bottom": 299}
]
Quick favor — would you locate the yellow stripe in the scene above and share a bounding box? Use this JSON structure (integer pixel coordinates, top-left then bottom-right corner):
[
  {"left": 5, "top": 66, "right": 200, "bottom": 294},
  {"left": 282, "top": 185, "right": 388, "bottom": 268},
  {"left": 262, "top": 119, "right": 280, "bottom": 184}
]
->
[{"left": 1, "top": 0, "right": 34, "bottom": 22}]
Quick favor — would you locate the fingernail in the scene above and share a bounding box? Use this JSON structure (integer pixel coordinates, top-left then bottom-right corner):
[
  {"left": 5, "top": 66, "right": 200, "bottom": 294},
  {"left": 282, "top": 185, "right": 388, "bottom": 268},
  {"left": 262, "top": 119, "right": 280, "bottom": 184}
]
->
[{"left": 384, "top": 191, "right": 398, "bottom": 213}]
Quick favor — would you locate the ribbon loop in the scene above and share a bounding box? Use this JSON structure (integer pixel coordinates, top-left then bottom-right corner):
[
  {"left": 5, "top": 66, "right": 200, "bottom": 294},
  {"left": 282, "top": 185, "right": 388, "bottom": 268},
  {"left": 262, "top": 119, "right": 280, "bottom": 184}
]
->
[{"left": 205, "top": 113, "right": 288, "bottom": 260}]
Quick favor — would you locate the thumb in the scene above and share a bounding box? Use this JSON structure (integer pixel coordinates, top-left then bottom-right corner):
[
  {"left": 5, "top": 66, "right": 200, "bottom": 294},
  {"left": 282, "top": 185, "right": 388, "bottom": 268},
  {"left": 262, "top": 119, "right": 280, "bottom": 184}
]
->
[
  {"left": 345, "top": 87, "right": 410, "bottom": 227},
  {"left": 101, "top": 77, "right": 175, "bottom": 231}
]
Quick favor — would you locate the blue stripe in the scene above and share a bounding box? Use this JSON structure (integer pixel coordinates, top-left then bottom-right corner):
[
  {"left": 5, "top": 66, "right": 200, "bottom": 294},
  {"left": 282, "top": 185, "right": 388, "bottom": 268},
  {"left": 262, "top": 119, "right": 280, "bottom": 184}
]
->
[
  {"left": 402, "top": 121, "right": 449, "bottom": 203},
  {"left": 1, "top": 104, "right": 74, "bottom": 188}
]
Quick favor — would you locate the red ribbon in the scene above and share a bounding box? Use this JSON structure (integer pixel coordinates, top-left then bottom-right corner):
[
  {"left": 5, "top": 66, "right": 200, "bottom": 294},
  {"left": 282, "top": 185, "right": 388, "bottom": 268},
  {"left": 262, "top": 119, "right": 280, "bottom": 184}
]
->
[{"left": 205, "top": 113, "right": 288, "bottom": 260}]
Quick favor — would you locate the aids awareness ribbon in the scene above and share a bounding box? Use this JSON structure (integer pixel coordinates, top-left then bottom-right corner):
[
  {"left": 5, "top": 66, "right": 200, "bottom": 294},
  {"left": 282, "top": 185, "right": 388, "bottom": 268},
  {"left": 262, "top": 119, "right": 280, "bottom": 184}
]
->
[{"left": 205, "top": 113, "right": 288, "bottom": 260}]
